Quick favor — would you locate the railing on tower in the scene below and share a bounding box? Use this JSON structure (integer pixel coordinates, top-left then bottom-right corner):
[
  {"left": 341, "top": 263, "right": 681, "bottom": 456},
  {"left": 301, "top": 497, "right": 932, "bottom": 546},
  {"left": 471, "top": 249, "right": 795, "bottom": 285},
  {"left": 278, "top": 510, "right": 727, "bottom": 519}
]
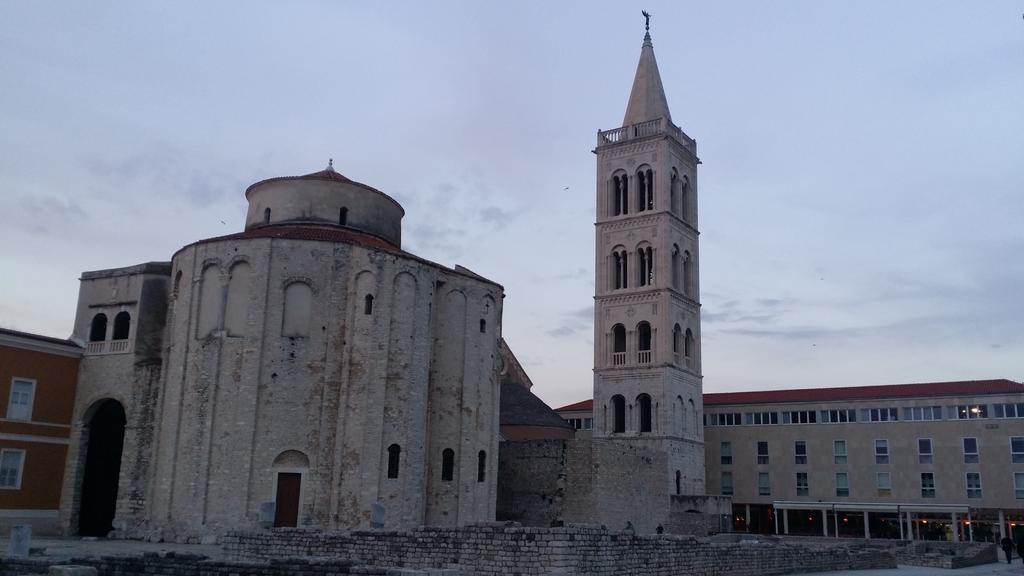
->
[
  {"left": 597, "top": 117, "right": 696, "bottom": 154},
  {"left": 612, "top": 352, "right": 626, "bottom": 366},
  {"left": 637, "top": 350, "right": 652, "bottom": 364},
  {"left": 85, "top": 339, "right": 131, "bottom": 355}
]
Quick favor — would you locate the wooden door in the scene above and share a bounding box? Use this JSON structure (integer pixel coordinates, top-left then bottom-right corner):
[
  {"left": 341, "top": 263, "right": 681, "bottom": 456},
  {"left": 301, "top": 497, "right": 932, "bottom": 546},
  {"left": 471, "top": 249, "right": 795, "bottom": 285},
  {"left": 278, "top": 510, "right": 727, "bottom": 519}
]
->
[{"left": 274, "top": 472, "right": 301, "bottom": 527}]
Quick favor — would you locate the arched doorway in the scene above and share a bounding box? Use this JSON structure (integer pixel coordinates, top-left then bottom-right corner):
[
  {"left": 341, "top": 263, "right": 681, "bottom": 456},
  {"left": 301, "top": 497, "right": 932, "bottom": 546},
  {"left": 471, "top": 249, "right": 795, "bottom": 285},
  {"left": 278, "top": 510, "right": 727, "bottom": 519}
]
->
[
  {"left": 78, "top": 400, "right": 126, "bottom": 536},
  {"left": 271, "top": 450, "right": 309, "bottom": 528}
]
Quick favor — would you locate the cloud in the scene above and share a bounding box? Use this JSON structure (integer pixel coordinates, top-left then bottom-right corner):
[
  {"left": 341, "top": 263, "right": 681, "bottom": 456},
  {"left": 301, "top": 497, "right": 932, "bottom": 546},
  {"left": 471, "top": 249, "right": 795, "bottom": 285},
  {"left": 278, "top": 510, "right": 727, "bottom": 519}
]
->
[
  {"left": 479, "top": 206, "right": 516, "bottom": 229},
  {"left": 547, "top": 326, "right": 577, "bottom": 338}
]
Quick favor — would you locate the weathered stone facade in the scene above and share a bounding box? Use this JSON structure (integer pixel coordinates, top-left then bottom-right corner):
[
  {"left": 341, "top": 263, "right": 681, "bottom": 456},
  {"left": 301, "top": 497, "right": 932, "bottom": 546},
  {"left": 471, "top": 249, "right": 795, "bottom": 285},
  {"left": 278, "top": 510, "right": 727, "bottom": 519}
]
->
[{"left": 59, "top": 166, "right": 504, "bottom": 539}]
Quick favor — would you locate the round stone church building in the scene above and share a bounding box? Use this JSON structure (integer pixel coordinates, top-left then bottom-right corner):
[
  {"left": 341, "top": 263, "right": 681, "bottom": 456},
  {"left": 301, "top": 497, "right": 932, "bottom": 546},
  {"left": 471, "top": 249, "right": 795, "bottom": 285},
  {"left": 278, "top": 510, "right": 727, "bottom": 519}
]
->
[{"left": 61, "top": 163, "right": 503, "bottom": 540}]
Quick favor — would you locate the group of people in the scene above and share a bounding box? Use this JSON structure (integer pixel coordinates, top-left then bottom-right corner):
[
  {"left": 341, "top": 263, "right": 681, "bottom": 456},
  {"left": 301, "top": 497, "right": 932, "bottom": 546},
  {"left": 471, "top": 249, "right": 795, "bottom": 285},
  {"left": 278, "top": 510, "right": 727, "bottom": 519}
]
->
[{"left": 1000, "top": 535, "right": 1024, "bottom": 564}]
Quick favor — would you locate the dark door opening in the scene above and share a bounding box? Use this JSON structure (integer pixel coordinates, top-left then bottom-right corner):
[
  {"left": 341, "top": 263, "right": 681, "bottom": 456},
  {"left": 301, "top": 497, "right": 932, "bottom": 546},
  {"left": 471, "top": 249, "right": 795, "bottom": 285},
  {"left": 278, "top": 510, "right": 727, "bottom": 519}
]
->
[
  {"left": 78, "top": 400, "right": 126, "bottom": 537},
  {"left": 274, "top": 472, "right": 301, "bottom": 527}
]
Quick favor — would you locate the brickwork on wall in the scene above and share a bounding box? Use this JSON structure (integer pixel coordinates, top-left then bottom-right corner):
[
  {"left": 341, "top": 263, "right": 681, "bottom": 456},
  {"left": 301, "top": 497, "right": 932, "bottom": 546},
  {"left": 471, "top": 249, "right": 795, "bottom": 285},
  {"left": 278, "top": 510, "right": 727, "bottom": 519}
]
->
[
  {"left": 498, "top": 439, "right": 730, "bottom": 535},
  {"left": 221, "top": 525, "right": 896, "bottom": 576}
]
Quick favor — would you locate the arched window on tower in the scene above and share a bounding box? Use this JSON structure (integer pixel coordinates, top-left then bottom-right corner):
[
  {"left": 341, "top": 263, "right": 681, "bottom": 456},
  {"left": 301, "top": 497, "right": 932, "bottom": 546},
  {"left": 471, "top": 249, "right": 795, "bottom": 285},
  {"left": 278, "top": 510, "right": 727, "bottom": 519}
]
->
[
  {"left": 611, "top": 395, "right": 626, "bottom": 433},
  {"left": 683, "top": 251, "right": 693, "bottom": 297},
  {"left": 644, "top": 168, "right": 654, "bottom": 211},
  {"left": 670, "top": 168, "right": 679, "bottom": 216},
  {"left": 364, "top": 294, "right": 374, "bottom": 315},
  {"left": 612, "top": 248, "right": 628, "bottom": 290},
  {"left": 637, "top": 393, "right": 652, "bottom": 433},
  {"left": 681, "top": 175, "right": 690, "bottom": 222},
  {"left": 636, "top": 170, "right": 647, "bottom": 212},
  {"left": 612, "top": 174, "right": 628, "bottom": 216},
  {"left": 264, "top": 207, "right": 271, "bottom": 224},
  {"left": 671, "top": 244, "right": 680, "bottom": 290},
  {"left": 611, "top": 324, "right": 626, "bottom": 366},
  {"left": 441, "top": 448, "right": 455, "bottom": 481},
  {"left": 637, "top": 246, "right": 653, "bottom": 286},
  {"left": 684, "top": 328, "right": 695, "bottom": 369},
  {"left": 112, "top": 311, "right": 131, "bottom": 340},
  {"left": 387, "top": 444, "right": 401, "bottom": 479},
  {"left": 89, "top": 313, "right": 108, "bottom": 342},
  {"left": 637, "top": 321, "right": 652, "bottom": 364},
  {"left": 673, "top": 323, "right": 682, "bottom": 365}
]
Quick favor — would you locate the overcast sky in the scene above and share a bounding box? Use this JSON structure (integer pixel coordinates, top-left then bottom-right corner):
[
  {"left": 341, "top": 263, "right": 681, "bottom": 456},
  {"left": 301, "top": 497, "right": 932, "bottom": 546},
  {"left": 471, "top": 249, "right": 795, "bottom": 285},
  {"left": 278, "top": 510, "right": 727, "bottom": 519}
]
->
[{"left": 2, "top": 2, "right": 1022, "bottom": 409}]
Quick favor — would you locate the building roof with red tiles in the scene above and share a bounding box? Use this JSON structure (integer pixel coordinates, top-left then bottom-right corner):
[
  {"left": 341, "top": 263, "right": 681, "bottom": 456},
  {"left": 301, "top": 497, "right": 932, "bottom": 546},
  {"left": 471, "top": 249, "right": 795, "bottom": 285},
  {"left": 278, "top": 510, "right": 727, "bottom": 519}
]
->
[
  {"left": 177, "top": 225, "right": 503, "bottom": 289},
  {"left": 553, "top": 379, "right": 1023, "bottom": 413},
  {"left": 555, "top": 399, "right": 593, "bottom": 412},
  {"left": 704, "top": 379, "right": 1024, "bottom": 406}
]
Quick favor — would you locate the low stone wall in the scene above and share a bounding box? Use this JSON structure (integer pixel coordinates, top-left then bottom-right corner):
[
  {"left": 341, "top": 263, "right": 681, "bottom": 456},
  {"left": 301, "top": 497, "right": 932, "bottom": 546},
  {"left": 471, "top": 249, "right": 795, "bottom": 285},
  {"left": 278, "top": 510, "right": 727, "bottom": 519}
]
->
[
  {"left": 223, "top": 524, "right": 896, "bottom": 576},
  {"left": 0, "top": 553, "right": 362, "bottom": 576},
  {"left": 896, "top": 541, "right": 998, "bottom": 569}
]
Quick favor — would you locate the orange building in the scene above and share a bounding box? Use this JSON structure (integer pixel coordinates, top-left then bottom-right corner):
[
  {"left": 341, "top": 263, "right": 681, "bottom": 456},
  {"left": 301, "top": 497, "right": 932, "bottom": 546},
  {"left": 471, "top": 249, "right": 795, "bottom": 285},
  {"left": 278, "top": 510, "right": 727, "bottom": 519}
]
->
[{"left": 0, "top": 328, "right": 82, "bottom": 534}]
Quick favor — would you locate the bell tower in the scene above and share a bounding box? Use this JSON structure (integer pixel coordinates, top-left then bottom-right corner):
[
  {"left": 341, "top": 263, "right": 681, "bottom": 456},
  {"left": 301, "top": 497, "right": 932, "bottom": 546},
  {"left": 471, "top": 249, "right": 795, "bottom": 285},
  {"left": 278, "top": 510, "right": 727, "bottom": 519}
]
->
[{"left": 592, "top": 19, "right": 705, "bottom": 495}]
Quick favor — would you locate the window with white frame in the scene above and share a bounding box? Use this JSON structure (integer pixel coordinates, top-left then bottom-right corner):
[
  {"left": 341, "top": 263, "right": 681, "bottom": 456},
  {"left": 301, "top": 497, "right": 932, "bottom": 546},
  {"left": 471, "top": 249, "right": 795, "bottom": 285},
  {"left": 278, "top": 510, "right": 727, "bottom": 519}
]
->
[
  {"left": 821, "top": 409, "right": 856, "bottom": 423},
  {"left": 876, "top": 472, "right": 891, "bottom": 497},
  {"left": 963, "top": 437, "right": 979, "bottom": 464},
  {"left": 875, "top": 439, "right": 889, "bottom": 465},
  {"left": 6, "top": 379, "right": 34, "bottom": 421},
  {"left": 757, "top": 441, "right": 769, "bottom": 465},
  {"left": 921, "top": 472, "right": 936, "bottom": 498},
  {"left": 721, "top": 471, "right": 733, "bottom": 496},
  {"left": 994, "top": 403, "right": 1024, "bottom": 418},
  {"left": 835, "top": 472, "right": 849, "bottom": 497},
  {"left": 796, "top": 472, "right": 808, "bottom": 496},
  {"left": 795, "top": 440, "right": 807, "bottom": 465},
  {"left": 1011, "top": 437, "right": 1024, "bottom": 464},
  {"left": 966, "top": 472, "right": 982, "bottom": 499},
  {"left": 1016, "top": 473, "right": 1024, "bottom": 499},
  {"left": 903, "top": 406, "right": 943, "bottom": 421},
  {"left": 720, "top": 442, "right": 732, "bottom": 465},
  {"left": 861, "top": 407, "right": 898, "bottom": 422},
  {"left": 834, "top": 440, "right": 847, "bottom": 465},
  {"left": 956, "top": 404, "right": 988, "bottom": 419},
  {"left": 758, "top": 472, "right": 770, "bottom": 496},
  {"left": 918, "top": 438, "right": 933, "bottom": 464},
  {"left": 0, "top": 450, "right": 24, "bottom": 489}
]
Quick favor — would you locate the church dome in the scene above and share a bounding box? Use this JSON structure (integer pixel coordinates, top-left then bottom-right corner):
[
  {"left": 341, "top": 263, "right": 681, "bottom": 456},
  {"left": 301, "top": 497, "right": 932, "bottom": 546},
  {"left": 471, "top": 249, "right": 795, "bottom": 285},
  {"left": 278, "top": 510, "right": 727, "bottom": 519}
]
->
[{"left": 243, "top": 161, "right": 405, "bottom": 248}]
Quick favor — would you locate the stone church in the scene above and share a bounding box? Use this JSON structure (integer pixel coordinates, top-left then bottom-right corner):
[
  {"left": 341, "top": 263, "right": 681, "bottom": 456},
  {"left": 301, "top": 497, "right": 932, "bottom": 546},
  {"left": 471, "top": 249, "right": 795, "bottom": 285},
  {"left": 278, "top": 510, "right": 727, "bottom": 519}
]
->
[
  {"left": 55, "top": 21, "right": 725, "bottom": 540},
  {"left": 59, "top": 163, "right": 505, "bottom": 540}
]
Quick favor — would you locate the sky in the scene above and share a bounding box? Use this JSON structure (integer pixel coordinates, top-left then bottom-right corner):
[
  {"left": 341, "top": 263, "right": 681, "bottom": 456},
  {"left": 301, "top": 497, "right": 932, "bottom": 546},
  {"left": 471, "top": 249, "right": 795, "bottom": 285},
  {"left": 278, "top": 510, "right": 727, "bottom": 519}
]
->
[{"left": 1, "top": 2, "right": 1022, "bottom": 410}]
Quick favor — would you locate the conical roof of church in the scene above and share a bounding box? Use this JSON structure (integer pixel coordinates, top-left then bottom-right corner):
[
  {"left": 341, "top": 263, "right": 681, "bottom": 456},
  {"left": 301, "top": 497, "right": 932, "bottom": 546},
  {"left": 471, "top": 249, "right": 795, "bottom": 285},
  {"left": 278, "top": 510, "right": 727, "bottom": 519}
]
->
[{"left": 622, "top": 31, "right": 672, "bottom": 127}]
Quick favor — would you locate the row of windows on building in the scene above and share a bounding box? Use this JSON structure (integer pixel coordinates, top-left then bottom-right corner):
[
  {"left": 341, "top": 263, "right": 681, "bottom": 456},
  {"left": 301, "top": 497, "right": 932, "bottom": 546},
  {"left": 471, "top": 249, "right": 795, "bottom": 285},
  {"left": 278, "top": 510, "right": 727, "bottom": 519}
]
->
[
  {"left": 262, "top": 206, "right": 350, "bottom": 226},
  {"left": 609, "top": 167, "right": 693, "bottom": 222},
  {"left": 605, "top": 394, "right": 697, "bottom": 436},
  {"left": 87, "top": 312, "right": 131, "bottom": 342},
  {"left": 609, "top": 322, "right": 694, "bottom": 367},
  {"left": 719, "top": 438, "right": 1024, "bottom": 468},
  {"left": 169, "top": 264, "right": 491, "bottom": 340},
  {"left": 723, "top": 470, "right": 1024, "bottom": 500},
  {"left": 705, "top": 403, "right": 1024, "bottom": 427},
  {"left": 610, "top": 244, "right": 693, "bottom": 295},
  {"left": 384, "top": 445, "right": 487, "bottom": 483},
  {"left": 564, "top": 417, "right": 593, "bottom": 430}
]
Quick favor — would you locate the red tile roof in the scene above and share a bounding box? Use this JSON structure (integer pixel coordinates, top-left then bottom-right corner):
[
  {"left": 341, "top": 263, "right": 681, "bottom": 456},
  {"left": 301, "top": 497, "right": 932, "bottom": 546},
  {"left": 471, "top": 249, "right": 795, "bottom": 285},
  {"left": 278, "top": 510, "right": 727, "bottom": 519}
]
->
[
  {"left": 704, "top": 379, "right": 1024, "bottom": 406},
  {"left": 190, "top": 225, "right": 400, "bottom": 252},
  {"left": 555, "top": 399, "right": 594, "bottom": 412},
  {"left": 553, "top": 379, "right": 1023, "bottom": 412}
]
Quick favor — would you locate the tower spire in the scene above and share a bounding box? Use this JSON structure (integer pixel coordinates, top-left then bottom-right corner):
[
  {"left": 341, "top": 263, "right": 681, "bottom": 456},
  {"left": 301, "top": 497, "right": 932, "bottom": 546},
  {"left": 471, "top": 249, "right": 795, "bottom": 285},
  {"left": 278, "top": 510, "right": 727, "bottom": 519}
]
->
[{"left": 622, "top": 12, "right": 672, "bottom": 127}]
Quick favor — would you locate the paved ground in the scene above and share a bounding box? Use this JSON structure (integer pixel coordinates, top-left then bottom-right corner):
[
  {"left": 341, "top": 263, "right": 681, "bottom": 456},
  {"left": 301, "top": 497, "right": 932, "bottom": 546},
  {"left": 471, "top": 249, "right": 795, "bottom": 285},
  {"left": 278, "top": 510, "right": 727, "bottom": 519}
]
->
[
  {"left": 800, "top": 561, "right": 1024, "bottom": 575},
  {"left": 13, "top": 537, "right": 222, "bottom": 560},
  {"left": 7, "top": 537, "right": 1024, "bottom": 575}
]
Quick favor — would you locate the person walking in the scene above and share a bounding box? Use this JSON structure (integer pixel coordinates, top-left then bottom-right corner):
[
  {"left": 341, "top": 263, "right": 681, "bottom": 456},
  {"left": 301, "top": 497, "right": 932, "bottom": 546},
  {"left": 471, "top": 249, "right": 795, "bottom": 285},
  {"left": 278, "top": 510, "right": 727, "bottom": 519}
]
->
[{"left": 1000, "top": 535, "right": 1014, "bottom": 564}]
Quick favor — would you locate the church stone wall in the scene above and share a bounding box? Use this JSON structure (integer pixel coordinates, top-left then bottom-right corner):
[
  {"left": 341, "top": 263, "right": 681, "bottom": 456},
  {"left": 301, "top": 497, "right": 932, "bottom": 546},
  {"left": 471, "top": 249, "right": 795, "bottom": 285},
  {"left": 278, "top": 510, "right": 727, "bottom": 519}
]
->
[{"left": 143, "top": 234, "right": 500, "bottom": 540}]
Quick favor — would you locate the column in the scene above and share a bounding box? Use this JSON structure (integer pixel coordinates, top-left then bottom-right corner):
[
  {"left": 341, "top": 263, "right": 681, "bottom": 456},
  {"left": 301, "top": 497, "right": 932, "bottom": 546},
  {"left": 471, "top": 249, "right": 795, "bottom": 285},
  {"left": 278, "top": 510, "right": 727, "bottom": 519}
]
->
[
  {"left": 951, "top": 512, "right": 959, "bottom": 542},
  {"left": 899, "top": 510, "right": 905, "bottom": 540},
  {"left": 967, "top": 510, "right": 973, "bottom": 542},
  {"left": 999, "top": 511, "right": 1006, "bottom": 539},
  {"left": 821, "top": 509, "right": 828, "bottom": 537},
  {"left": 833, "top": 510, "right": 839, "bottom": 538},
  {"left": 905, "top": 511, "right": 913, "bottom": 541},
  {"left": 745, "top": 504, "right": 751, "bottom": 533},
  {"left": 774, "top": 508, "right": 779, "bottom": 535},
  {"left": 783, "top": 509, "right": 790, "bottom": 535},
  {"left": 863, "top": 511, "right": 870, "bottom": 539}
]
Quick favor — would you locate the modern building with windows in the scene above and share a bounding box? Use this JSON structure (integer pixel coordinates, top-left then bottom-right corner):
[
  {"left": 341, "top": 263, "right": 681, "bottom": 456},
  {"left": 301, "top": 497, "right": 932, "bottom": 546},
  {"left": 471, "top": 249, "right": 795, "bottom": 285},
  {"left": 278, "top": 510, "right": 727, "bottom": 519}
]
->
[
  {"left": 556, "top": 378, "right": 1024, "bottom": 541},
  {"left": 0, "top": 328, "right": 82, "bottom": 534}
]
